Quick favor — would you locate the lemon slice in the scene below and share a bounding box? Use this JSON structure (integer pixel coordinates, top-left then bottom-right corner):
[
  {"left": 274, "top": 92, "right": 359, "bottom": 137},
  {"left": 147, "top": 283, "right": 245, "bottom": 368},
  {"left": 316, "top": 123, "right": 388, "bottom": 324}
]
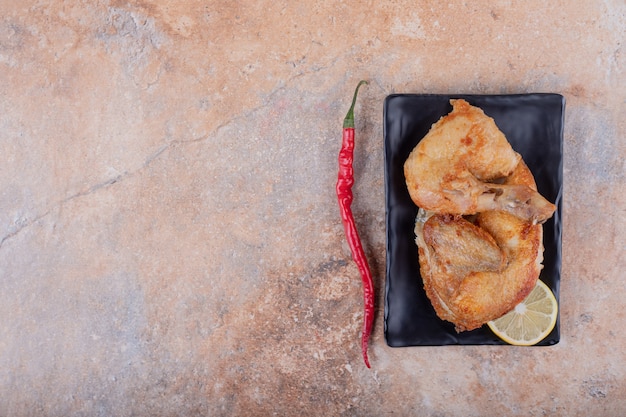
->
[{"left": 487, "top": 279, "right": 558, "bottom": 346}]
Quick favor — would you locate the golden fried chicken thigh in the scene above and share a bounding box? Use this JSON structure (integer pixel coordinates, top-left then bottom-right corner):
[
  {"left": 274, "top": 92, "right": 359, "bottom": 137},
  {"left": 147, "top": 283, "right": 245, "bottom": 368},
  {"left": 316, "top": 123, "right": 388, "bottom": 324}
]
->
[{"left": 404, "top": 99, "right": 555, "bottom": 224}]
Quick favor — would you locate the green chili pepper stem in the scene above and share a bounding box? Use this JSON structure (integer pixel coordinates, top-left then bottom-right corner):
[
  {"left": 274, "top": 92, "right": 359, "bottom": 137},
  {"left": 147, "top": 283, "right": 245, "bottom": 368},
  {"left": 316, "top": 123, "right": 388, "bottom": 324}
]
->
[{"left": 343, "top": 80, "right": 368, "bottom": 129}]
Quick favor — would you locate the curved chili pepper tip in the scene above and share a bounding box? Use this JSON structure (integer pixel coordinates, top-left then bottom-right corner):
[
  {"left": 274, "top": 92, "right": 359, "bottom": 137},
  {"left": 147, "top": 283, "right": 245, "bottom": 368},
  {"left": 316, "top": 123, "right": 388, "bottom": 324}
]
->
[{"left": 343, "top": 80, "right": 368, "bottom": 129}]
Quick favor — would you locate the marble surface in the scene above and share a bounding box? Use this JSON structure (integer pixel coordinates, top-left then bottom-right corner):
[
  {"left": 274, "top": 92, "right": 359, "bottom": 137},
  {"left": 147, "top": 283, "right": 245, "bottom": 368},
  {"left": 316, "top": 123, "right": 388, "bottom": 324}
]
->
[{"left": 1, "top": 1, "right": 624, "bottom": 415}]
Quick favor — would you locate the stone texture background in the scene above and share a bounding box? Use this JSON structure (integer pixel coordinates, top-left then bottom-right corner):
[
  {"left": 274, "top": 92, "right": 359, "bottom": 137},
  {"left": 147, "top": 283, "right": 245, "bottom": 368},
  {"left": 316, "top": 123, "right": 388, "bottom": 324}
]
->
[{"left": 1, "top": 1, "right": 624, "bottom": 416}]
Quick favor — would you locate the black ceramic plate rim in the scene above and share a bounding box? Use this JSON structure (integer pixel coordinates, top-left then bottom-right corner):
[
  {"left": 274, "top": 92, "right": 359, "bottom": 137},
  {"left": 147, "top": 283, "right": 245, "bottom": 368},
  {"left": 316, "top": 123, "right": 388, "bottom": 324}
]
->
[{"left": 383, "top": 93, "right": 564, "bottom": 347}]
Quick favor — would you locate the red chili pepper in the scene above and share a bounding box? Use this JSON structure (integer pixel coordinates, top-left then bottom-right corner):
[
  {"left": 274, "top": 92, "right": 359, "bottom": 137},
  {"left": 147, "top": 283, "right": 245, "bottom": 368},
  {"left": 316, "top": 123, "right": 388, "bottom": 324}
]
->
[{"left": 336, "top": 80, "right": 374, "bottom": 368}]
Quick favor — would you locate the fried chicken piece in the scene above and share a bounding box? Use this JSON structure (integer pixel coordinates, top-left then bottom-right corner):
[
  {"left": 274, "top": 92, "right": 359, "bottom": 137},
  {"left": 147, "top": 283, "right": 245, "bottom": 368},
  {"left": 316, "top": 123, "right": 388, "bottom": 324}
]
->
[
  {"left": 414, "top": 157, "right": 545, "bottom": 331},
  {"left": 404, "top": 99, "right": 555, "bottom": 224},
  {"left": 404, "top": 100, "right": 556, "bottom": 331}
]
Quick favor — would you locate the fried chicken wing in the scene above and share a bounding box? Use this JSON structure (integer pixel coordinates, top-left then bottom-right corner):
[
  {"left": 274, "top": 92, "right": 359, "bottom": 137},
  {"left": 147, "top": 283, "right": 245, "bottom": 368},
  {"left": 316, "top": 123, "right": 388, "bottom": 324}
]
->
[
  {"left": 404, "top": 99, "right": 555, "bottom": 224},
  {"left": 419, "top": 211, "right": 506, "bottom": 273}
]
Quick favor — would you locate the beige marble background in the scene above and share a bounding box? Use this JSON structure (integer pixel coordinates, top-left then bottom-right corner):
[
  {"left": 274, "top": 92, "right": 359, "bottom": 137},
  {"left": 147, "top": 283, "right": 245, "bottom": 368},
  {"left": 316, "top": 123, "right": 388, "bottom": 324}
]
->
[{"left": 1, "top": 1, "right": 625, "bottom": 416}]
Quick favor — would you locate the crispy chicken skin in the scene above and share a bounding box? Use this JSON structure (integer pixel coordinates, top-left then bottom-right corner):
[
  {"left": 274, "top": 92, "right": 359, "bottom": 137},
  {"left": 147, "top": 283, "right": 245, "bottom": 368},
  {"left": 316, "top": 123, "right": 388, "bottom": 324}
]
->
[
  {"left": 405, "top": 100, "right": 555, "bottom": 331},
  {"left": 421, "top": 214, "right": 506, "bottom": 274},
  {"left": 404, "top": 99, "right": 555, "bottom": 224}
]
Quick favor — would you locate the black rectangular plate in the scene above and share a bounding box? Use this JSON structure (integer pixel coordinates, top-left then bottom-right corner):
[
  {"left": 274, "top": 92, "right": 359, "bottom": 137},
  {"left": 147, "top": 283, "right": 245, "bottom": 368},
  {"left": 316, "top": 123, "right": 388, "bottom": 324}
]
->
[{"left": 383, "top": 94, "right": 564, "bottom": 347}]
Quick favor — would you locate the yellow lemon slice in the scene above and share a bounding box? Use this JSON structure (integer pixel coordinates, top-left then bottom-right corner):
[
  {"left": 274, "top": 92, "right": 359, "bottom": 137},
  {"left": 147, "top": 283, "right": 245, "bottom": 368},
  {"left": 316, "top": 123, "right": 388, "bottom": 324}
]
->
[{"left": 487, "top": 279, "right": 558, "bottom": 346}]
